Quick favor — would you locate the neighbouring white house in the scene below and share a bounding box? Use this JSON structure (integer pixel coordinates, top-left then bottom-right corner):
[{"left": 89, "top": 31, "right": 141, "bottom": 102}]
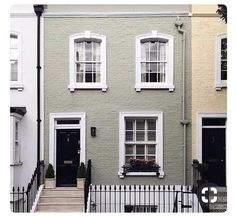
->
[{"left": 10, "top": 5, "right": 44, "bottom": 191}]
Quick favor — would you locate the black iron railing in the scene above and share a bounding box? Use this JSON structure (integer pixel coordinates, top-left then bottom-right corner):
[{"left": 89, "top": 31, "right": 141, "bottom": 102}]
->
[
  {"left": 84, "top": 159, "right": 91, "bottom": 212},
  {"left": 88, "top": 185, "right": 202, "bottom": 213},
  {"left": 10, "top": 161, "right": 45, "bottom": 212}
]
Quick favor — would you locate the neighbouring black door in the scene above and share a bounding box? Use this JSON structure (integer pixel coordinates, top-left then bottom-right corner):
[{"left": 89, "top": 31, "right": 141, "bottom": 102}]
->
[
  {"left": 202, "top": 118, "right": 226, "bottom": 186},
  {"left": 56, "top": 129, "right": 80, "bottom": 187}
]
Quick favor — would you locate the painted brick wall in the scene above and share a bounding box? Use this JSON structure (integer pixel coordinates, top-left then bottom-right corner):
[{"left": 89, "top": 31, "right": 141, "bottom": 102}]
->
[
  {"left": 191, "top": 9, "right": 227, "bottom": 159},
  {"left": 44, "top": 15, "right": 192, "bottom": 185}
]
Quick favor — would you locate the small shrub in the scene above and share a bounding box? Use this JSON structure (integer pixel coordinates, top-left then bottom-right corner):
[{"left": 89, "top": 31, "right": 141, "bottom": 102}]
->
[
  {"left": 77, "top": 162, "right": 86, "bottom": 178},
  {"left": 45, "top": 163, "right": 55, "bottom": 178}
]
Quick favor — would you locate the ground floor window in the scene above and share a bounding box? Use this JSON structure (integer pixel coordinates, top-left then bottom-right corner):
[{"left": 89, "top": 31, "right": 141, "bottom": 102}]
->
[{"left": 119, "top": 112, "right": 164, "bottom": 178}]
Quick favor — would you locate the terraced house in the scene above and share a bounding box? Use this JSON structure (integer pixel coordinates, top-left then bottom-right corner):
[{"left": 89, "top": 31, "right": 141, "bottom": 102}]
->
[{"left": 10, "top": 4, "right": 227, "bottom": 213}]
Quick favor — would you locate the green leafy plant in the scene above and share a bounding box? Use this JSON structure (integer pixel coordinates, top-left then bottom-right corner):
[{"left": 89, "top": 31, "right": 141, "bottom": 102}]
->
[
  {"left": 216, "top": 4, "right": 227, "bottom": 23},
  {"left": 45, "top": 163, "right": 55, "bottom": 178},
  {"left": 77, "top": 162, "right": 86, "bottom": 178}
]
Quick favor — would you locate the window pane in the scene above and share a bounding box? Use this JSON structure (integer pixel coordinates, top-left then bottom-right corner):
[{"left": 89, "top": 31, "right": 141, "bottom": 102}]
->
[
  {"left": 221, "top": 50, "right": 227, "bottom": 60},
  {"left": 76, "top": 73, "right": 83, "bottom": 82},
  {"left": 136, "top": 145, "right": 145, "bottom": 154},
  {"left": 136, "top": 131, "right": 145, "bottom": 141},
  {"left": 126, "top": 120, "right": 134, "bottom": 130},
  {"left": 221, "top": 38, "right": 227, "bottom": 50},
  {"left": 147, "top": 145, "right": 155, "bottom": 154},
  {"left": 147, "top": 156, "right": 155, "bottom": 161},
  {"left": 147, "top": 120, "right": 156, "bottom": 130},
  {"left": 85, "top": 73, "right": 92, "bottom": 82},
  {"left": 126, "top": 156, "right": 133, "bottom": 163},
  {"left": 95, "top": 73, "right": 100, "bottom": 82},
  {"left": 85, "top": 63, "right": 92, "bottom": 72},
  {"left": 136, "top": 119, "right": 145, "bottom": 130},
  {"left": 126, "top": 131, "right": 133, "bottom": 141},
  {"left": 159, "top": 42, "right": 166, "bottom": 61},
  {"left": 150, "top": 63, "right": 157, "bottom": 73},
  {"left": 141, "top": 43, "right": 149, "bottom": 61},
  {"left": 76, "top": 63, "right": 83, "bottom": 73},
  {"left": 136, "top": 156, "right": 145, "bottom": 160},
  {"left": 141, "top": 73, "right": 148, "bottom": 82},
  {"left": 85, "top": 42, "right": 92, "bottom": 61},
  {"left": 150, "top": 42, "right": 157, "bottom": 51},
  {"left": 75, "top": 43, "right": 84, "bottom": 61},
  {"left": 126, "top": 145, "right": 134, "bottom": 154},
  {"left": 150, "top": 51, "right": 157, "bottom": 61},
  {"left": 202, "top": 118, "right": 226, "bottom": 126},
  {"left": 93, "top": 42, "right": 100, "bottom": 61},
  {"left": 11, "top": 60, "right": 18, "bottom": 81},
  {"left": 150, "top": 73, "right": 157, "bottom": 82},
  {"left": 221, "top": 70, "right": 227, "bottom": 80},
  {"left": 148, "top": 131, "right": 156, "bottom": 141},
  {"left": 221, "top": 61, "right": 227, "bottom": 71},
  {"left": 94, "top": 63, "right": 100, "bottom": 73}
]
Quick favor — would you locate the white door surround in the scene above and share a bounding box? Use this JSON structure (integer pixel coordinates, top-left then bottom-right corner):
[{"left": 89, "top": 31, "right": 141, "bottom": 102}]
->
[
  {"left": 49, "top": 112, "right": 86, "bottom": 173},
  {"left": 196, "top": 112, "right": 227, "bottom": 163}
]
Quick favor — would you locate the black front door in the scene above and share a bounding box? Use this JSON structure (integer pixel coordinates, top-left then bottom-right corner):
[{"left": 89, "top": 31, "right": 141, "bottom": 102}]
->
[
  {"left": 202, "top": 118, "right": 226, "bottom": 186},
  {"left": 56, "top": 129, "right": 80, "bottom": 187}
]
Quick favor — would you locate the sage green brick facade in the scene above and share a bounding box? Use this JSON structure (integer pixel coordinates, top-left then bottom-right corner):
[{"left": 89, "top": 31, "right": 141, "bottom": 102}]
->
[{"left": 44, "top": 6, "right": 192, "bottom": 185}]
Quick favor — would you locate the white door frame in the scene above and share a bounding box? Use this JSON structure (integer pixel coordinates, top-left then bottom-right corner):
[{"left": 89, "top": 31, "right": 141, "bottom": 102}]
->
[
  {"left": 196, "top": 112, "right": 227, "bottom": 163},
  {"left": 49, "top": 112, "right": 86, "bottom": 174}
]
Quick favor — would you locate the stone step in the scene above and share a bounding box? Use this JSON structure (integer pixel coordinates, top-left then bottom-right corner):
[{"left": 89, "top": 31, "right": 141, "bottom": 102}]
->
[
  {"left": 209, "top": 203, "right": 227, "bottom": 211},
  {"left": 41, "top": 189, "right": 84, "bottom": 197},
  {"left": 37, "top": 203, "right": 84, "bottom": 212},
  {"left": 39, "top": 196, "right": 84, "bottom": 204}
]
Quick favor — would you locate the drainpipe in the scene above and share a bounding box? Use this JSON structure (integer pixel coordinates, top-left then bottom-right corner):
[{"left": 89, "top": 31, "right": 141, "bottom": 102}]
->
[
  {"left": 175, "top": 18, "right": 190, "bottom": 185},
  {"left": 34, "top": 4, "right": 44, "bottom": 189}
]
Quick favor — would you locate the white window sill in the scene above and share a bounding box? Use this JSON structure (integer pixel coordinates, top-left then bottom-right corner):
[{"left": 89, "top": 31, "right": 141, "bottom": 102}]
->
[
  {"left": 10, "top": 83, "right": 24, "bottom": 91},
  {"left": 135, "top": 84, "right": 174, "bottom": 92},
  {"left": 118, "top": 170, "right": 164, "bottom": 179},
  {"left": 215, "top": 82, "right": 227, "bottom": 91},
  {"left": 10, "top": 162, "right": 23, "bottom": 167},
  {"left": 68, "top": 84, "right": 108, "bottom": 92}
]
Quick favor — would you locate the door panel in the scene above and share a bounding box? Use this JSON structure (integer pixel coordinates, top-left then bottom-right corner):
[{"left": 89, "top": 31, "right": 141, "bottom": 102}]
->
[
  {"left": 56, "top": 129, "right": 80, "bottom": 186},
  {"left": 202, "top": 128, "right": 226, "bottom": 186}
]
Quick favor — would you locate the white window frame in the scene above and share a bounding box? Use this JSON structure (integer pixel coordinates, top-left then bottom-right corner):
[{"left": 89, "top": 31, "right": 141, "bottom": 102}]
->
[
  {"left": 118, "top": 111, "right": 164, "bottom": 178},
  {"left": 68, "top": 31, "right": 107, "bottom": 92},
  {"left": 135, "top": 30, "right": 174, "bottom": 92},
  {"left": 49, "top": 112, "right": 86, "bottom": 174},
  {"left": 216, "top": 33, "right": 227, "bottom": 90},
  {"left": 10, "top": 31, "right": 23, "bottom": 91},
  {"left": 196, "top": 112, "right": 227, "bottom": 163},
  {"left": 10, "top": 113, "right": 23, "bottom": 165}
]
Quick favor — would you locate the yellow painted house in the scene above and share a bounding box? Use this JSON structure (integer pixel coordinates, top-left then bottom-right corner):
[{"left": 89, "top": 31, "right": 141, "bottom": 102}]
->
[{"left": 191, "top": 5, "right": 227, "bottom": 187}]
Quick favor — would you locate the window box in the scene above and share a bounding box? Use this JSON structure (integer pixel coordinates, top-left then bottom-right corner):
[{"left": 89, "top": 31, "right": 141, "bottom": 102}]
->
[{"left": 122, "top": 158, "right": 160, "bottom": 176}]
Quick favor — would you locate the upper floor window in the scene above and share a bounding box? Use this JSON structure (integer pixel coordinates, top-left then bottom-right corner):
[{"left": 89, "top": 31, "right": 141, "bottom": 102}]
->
[
  {"left": 216, "top": 33, "right": 227, "bottom": 90},
  {"left": 10, "top": 32, "right": 23, "bottom": 90},
  {"left": 135, "top": 31, "right": 174, "bottom": 92},
  {"left": 68, "top": 31, "right": 107, "bottom": 92}
]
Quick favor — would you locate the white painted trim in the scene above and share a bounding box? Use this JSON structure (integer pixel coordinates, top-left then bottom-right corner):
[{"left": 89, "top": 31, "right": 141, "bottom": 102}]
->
[
  {"left": 49, "top": 113, "right": 86, "bottom": 175},
  {"left": 68, "top": 31, "right": 107, "bottom": 92},
  {"left": 30, "top": 184, "right": 44, "bottom": 212},
  {"left": 10, "top": 31, "right": 23, "bottom": 91},
  {"left": 196, "top": 112, "right": 227, "bottom": 163},
  {"left": 44, "top": 11, "right": 191, "bottom": 18},
  {"left": 135, "top": 31, "right": 174, "bottom": 92},
  {"left": 215, "top": 33, "right": 227, "bottom": 90},
  {"left": 118, "top": 111, "right": 164, "bottom": 178}
]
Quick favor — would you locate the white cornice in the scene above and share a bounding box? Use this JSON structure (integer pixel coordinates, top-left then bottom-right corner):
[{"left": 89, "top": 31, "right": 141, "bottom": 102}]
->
[{"left": 43, "top": 11, "right": 191, "bottom": 18}]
